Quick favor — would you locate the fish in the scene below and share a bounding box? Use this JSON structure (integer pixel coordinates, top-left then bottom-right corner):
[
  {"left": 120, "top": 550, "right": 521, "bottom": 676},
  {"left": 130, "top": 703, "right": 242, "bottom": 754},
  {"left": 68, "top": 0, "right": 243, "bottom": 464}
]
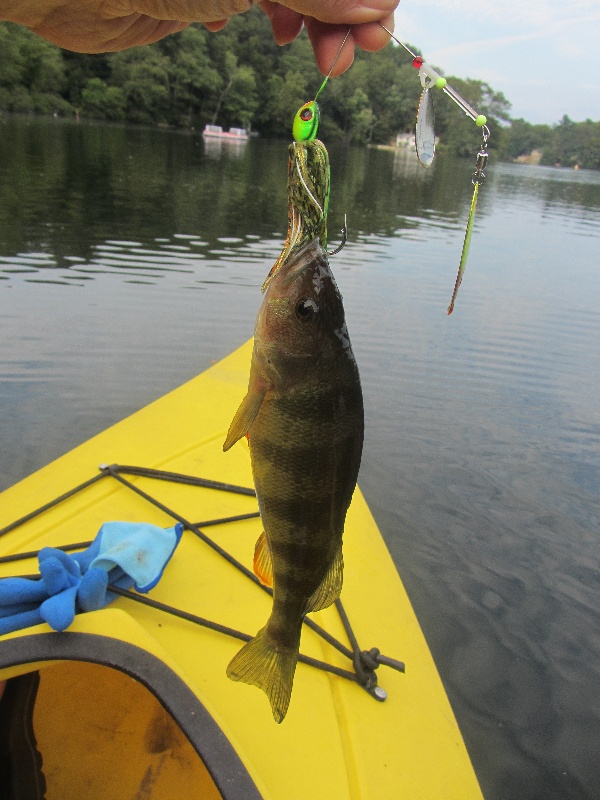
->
[{"left": 223, "top": 237, "right": 364, "bottom": 723}]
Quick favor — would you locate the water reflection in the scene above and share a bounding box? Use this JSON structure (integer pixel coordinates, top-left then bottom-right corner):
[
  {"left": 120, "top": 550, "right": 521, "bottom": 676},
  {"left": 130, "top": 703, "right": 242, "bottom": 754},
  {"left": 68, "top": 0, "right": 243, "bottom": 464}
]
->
[
  {"left": 202, "top": 136, "right": 248, "bottom": 160},
  {"left": 0, "top": 115, "right": 491, "bottom": 278},
  {"left": 0, "top": 117, "right": 289, "bottom": 267},
  {"left": 1, "top": 116, "right": 600, "bottom": 800},
  {"left": 490, "top": 163, "right": 600, "bottom": 237}
]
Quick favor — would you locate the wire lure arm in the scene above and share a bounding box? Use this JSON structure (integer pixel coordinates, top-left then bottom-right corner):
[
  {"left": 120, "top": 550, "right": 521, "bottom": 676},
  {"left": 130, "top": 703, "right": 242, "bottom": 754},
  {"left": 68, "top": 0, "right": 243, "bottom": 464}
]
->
[{"left": 380, "top": 24, "right": 488, "bottom": 128}]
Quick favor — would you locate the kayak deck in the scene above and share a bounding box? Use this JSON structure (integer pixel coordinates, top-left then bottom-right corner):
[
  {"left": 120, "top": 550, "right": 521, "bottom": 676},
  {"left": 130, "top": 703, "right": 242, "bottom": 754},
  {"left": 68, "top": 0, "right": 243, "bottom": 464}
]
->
[{"left": 0, "top": 340, "right": 483, "bottom": 799}]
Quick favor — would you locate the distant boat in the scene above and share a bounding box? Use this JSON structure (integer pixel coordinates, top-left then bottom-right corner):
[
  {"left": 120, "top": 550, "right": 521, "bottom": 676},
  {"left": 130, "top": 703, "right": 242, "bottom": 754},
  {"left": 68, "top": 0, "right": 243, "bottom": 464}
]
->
[{"left": 202, "top": 125, "right": 249, "bottom": 140}]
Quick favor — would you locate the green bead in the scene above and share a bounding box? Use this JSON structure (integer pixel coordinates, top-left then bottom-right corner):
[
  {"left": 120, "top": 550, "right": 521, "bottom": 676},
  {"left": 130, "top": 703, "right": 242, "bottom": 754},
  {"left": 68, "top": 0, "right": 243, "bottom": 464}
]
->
[
  {"left": 435, "top": 77, "right": 447, "bottom": 89},
  {"left": 293, "top": 101, "right": 320, "bottom": 142},
  {"left": 476, "top": 114, "right": 487, "bottom": 127}
]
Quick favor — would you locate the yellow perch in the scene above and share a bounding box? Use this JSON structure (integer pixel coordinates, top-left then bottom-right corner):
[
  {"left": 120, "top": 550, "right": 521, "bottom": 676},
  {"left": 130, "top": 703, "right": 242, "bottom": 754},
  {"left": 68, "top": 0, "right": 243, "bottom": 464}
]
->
[{"left": 223, "top": 238, "right": 364, "bottom": 722}]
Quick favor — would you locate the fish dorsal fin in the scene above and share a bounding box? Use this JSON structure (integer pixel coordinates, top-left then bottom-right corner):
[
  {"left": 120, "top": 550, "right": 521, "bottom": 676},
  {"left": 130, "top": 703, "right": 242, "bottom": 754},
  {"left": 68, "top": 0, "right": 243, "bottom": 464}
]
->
[
  {"left": 223, "top": 388, "right": 266, "bottom": 452},
  {"left": 305, "top": 545, "right": 343, "bottom": 613},
  {"left": 253, "top": 531, "right": 274, "bottom": 587}
]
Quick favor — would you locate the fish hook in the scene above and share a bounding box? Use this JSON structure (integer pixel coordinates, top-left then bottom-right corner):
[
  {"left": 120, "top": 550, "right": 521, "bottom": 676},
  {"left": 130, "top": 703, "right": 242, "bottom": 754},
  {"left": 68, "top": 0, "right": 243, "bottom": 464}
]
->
[{"left": 327, "top": 214, "right": 348, "bottom": 257}]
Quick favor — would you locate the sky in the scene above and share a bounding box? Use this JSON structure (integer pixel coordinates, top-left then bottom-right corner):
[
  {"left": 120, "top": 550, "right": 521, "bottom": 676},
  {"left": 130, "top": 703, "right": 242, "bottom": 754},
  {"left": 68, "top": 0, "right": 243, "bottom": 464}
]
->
[{"left": 394, "top": 0, "right": 600, "bottom": 124}]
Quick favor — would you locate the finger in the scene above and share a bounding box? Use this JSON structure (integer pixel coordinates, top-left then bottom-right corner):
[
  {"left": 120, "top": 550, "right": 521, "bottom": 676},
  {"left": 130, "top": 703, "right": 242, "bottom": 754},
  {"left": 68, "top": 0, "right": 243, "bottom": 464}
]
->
[
  {"left": 259, "top": 1, "right": 304, "bottom": 45},
  {"left": 274, "top": 1, "right": 398, "bottom": 26},
  {"left": 126, "top": 0, "right": 253, "bottom": 23},
  {"left": 304, "top": 20, "right": 356, "bottom": 76},
  {"left": 133, "top": 17, "right": 190, "bottom": 44},
  {"left": 32, "top": 13, "right": 189, "bottom": 53},
  {"left": 352, "top": 13, "right": 395, "bottom": 52},
  {"left": 203, "top": 19, "right": 229, "bottom": 31}
]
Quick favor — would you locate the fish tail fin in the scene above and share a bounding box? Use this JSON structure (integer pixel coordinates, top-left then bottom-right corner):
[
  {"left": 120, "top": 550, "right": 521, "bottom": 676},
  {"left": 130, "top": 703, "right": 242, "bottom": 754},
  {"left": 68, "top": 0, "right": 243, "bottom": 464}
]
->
[{"left": 226, "top": 627, "right": 298, "bottom": 724}]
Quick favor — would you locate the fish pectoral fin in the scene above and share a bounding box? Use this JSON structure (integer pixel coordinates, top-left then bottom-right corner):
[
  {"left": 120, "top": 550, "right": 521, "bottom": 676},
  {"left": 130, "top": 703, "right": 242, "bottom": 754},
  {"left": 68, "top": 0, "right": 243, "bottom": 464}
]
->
[
  {"left": 253, "top": 531, "right": 274, "bottom": 587},
  {"left": 227, "top": 627, "right": 298, "bottom": 724},
  {"left": 305, "top": 545, "right": 343, "bottom": 613},
  {"left": 223, "top": 389, "right": 266, "bottom": 451}
]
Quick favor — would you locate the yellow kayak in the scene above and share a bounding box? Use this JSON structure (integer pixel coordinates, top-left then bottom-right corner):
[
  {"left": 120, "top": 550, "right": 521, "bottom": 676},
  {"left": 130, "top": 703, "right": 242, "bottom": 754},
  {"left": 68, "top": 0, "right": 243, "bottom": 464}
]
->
[{"left": 0, "top": 339, "right": 483, "bottom": 800}]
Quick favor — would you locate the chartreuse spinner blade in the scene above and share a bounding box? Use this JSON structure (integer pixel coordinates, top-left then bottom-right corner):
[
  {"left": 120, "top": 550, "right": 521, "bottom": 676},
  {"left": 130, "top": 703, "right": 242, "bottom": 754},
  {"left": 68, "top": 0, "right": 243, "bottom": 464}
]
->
[{"left": 447, "top": 128, "right": 489, "bottom": 314}]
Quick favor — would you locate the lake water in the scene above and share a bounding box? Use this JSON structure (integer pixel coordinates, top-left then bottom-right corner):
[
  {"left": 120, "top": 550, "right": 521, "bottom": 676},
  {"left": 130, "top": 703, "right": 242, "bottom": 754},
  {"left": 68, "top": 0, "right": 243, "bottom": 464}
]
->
[{"left": 1, "top": 115, "right": 599, "bottom": 799}]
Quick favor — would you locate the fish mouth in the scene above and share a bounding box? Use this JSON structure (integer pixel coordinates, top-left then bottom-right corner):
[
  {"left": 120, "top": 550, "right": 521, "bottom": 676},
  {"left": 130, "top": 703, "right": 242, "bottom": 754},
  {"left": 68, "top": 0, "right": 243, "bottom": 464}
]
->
[{"left": 277, "top": 239, "right": 328, "bottom": 289}]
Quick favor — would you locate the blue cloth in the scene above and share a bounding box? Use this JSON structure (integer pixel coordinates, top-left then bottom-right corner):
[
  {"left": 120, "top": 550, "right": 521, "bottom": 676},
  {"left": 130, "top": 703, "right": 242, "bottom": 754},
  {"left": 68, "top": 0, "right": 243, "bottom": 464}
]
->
[{"left": 0, "top": 522, "right": 183, "bottom": 635}]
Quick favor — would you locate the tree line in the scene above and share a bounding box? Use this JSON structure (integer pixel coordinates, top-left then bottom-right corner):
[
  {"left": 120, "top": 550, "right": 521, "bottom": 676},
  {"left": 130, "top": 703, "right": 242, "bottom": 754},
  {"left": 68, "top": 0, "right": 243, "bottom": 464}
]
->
[
  {"left": 501, "top": 115, "right": 600, "bottom": 169},
  {"left": 1, "top": 8, "right": 599, "bottom": 168}
]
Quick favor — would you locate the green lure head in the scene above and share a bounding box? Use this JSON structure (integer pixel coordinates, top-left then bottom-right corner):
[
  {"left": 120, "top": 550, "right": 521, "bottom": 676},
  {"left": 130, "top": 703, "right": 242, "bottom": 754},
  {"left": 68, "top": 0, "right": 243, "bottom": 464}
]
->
[
  {"left": 293, "top": 100, "right": 320, "bottom": 142},
  {"left": 292, "top": 69, "right": 330, "bottom": 142},
  {"left": 291, "top": 30, "right": 352, "bottom": 143}
]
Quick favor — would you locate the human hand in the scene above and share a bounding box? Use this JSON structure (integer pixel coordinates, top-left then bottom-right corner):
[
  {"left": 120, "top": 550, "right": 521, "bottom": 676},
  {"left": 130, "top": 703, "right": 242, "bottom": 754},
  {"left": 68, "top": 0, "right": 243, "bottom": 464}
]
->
[
  {"left": 2, "top": 1, "right": 254, "bottom": 52},
  {"left": 259, "top": 2, "right": 397, "bottom": 76},
  {"left": 2, "top": 0, "right": 397, "bottom": 61}
]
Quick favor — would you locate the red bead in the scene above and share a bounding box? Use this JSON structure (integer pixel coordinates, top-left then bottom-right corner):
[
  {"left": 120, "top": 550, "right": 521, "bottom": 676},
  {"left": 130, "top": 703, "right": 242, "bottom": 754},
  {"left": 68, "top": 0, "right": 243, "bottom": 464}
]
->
[{"left": 413, "top": 56, "right": 423, "bottom": 68}]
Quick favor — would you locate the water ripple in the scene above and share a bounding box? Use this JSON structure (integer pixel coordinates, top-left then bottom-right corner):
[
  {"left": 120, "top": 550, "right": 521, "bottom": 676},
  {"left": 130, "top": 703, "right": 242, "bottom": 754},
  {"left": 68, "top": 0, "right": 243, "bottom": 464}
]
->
[{"left": 2, "top": 126, "right": 600, "bottom": 800}]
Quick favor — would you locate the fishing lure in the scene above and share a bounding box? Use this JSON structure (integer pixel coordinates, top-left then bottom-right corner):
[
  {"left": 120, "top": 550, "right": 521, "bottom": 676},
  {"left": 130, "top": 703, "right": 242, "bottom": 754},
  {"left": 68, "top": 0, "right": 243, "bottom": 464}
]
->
[
  {"left": 448, "top": 128, "right": 488, "bottom": 314},
  {"left": 381, "top": 24, "right": 491, "bottom": 312},
  {"left": 262, "top": 31, "right": 351, "bottom": 290},
  {"left": 379, "top": 27, "right": 488, "bottom": 163}
]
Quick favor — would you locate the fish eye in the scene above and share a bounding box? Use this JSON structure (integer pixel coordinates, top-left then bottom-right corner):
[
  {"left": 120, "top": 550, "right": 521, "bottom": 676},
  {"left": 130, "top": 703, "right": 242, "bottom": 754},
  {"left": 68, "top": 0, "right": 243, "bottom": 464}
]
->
[{"left": 295, "top": 298, "right": 318, "bottom": 322}]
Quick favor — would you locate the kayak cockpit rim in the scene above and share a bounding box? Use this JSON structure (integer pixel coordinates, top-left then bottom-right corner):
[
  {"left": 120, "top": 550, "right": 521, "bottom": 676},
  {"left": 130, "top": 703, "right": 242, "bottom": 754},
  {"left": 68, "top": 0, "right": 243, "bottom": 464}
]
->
[{"left": 0, "top": 631, "right": 262, "bottom": 800}]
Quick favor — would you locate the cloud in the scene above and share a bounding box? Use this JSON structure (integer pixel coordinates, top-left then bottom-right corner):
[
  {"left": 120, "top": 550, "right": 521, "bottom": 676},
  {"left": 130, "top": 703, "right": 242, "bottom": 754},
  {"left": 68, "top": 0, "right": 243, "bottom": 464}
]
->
[
  {"left": 427, "top": 10, "right": 600, "bottom": 61},
  {"left": 406, "top": 0, "right": 600, "bottom": 28},
  {"left": 393, "top": 0, "right": 600, "bottom": 123}
]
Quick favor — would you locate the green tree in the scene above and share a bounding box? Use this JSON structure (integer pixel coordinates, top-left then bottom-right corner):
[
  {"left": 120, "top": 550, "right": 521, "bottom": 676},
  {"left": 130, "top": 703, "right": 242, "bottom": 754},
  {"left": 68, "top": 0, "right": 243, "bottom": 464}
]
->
[
  {"left": 221, "top": 64, "right": 258, "bottom": 129},
  {"left": 81, "top": 77, "right": 126, "bottom": 120},
  {"left": 266, "top": 70, "right": 309, "bottom": 137},
  {"left": 208, "top": 50, "right": 237, "bottom": 125},
  {"left": 19, "top": 34, "right": 67, "bottom": 95},
  {"left": 500, "top": 118, "right": 554, "bottom": 160},
  {"left": 322, "top": 63, "right": 375, "bottom": 144},
  {"left": 0, "top": 22, "right": 72, "bottom": 115},
  {"left": 344, "top": 87, "right": 374, "bottom": 143},
  {"left": 541, "top": 116, "right": 600, "bottom": 169},
  {"left": 583, "top": 128, "right": 600, "bottom": 170},
  {"left": 434, "top": 77, "right": 511, "bottom": 157},
  {"left": 158, "top": 25, "right": 221, "bottom": 125},
  {"left": 62, "top": 52, "right": 111, "bottom": 107},
  {"left": 0, "top": 24, "right": 25, "bottom": 89},
  {"left": 351, "top": 46, "right": 421, "bottom": 144},
  {"left": 260, "top": 35, "right": 321, "bottom": 136},
  {"left": 109, "top": 48, "right": 171, "bottom": 125}
]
